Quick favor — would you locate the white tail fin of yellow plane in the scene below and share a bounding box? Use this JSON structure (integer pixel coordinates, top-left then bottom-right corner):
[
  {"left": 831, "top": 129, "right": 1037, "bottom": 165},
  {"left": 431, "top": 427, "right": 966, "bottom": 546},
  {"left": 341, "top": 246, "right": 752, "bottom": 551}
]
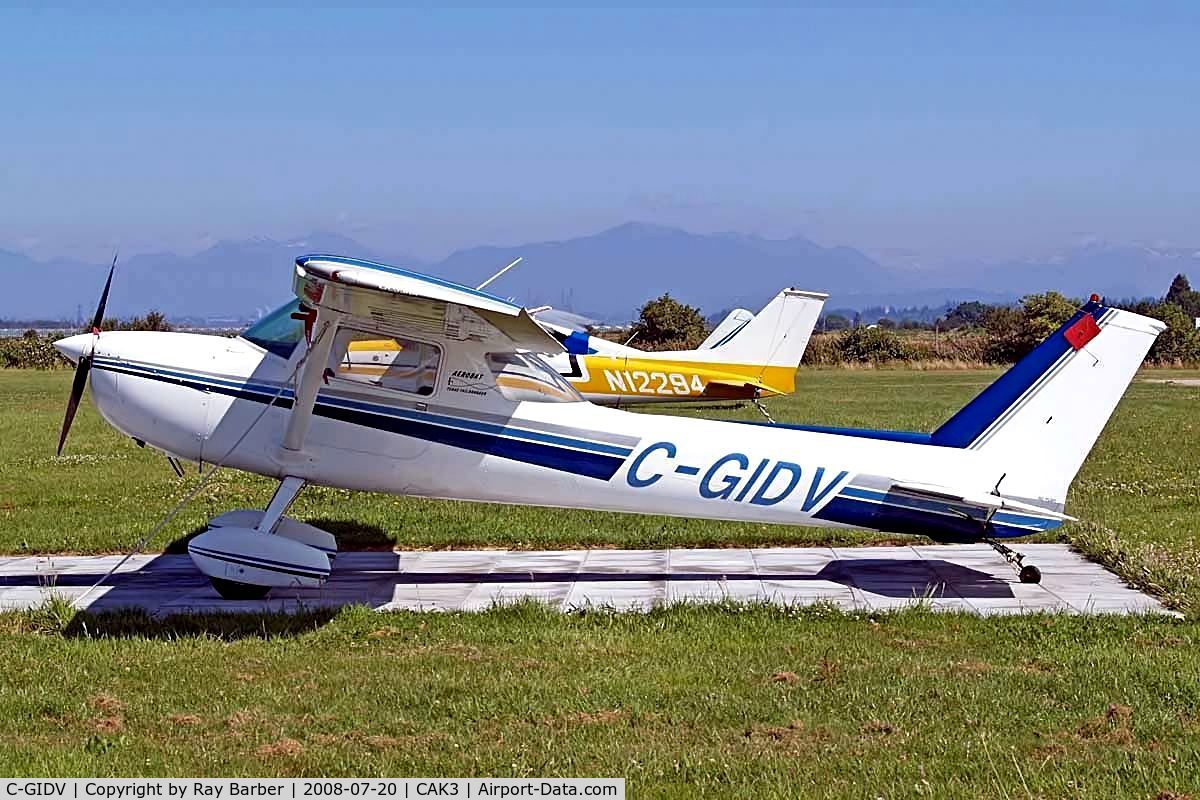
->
[
  {"left": 675, "top": 289, "right": 827, "bottom": 394},
  {"left": 699, "top": 308, "right": 755, "bottom": 350},
  {"left": 532, "top": 287, "right": 827, "bottom": 402}
]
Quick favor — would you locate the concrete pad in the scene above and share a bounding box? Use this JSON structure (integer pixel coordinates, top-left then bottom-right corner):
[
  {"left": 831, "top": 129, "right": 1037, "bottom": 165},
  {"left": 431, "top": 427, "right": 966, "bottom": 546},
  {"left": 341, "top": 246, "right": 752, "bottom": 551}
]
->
[
  {"left": 0, "top": 545, "right": 1173, "bottom": 617},
  {"left": 668, "top": 578, "right": 767, "bottom": 605}
]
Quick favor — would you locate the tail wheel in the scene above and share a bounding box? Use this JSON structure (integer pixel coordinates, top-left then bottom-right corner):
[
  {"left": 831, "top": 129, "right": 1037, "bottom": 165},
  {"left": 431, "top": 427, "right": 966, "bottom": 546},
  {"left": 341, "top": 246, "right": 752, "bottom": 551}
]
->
[
  {"left": 210, "top": 577, "right": 272, "bottom": 600},
  {"left": 1018, "top": 564, "right": 1042, "bottom": 584}
]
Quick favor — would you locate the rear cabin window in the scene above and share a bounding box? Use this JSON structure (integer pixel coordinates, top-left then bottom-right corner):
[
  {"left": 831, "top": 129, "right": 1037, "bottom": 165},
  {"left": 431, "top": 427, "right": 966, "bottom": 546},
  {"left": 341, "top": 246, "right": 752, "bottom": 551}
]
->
[
  {"left": 485, "top": 352, "right": 583, "bottom": 403},
  {"left": 335, "top": 331, "right": 441, "bottom": 396}
]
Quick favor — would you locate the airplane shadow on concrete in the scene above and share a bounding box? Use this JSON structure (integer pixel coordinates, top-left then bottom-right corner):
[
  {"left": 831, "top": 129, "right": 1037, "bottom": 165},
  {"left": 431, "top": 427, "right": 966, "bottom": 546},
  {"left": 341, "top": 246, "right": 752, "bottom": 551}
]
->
[
  {"left": 2, "top": 552, "right": 1016, "bottom": 639},
  {"left": 380, "top": 559, "right": 1016, "bottom": 600}
]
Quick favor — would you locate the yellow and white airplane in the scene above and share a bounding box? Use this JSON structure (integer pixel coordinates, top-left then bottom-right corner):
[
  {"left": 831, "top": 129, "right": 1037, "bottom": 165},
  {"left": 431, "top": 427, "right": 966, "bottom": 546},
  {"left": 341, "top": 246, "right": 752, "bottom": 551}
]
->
[
  {"left": 343, "top": 289, "right": 825, "bottom": 406},
  {"left": 533, "top": 289, "right": 827, "bottom": 405}
]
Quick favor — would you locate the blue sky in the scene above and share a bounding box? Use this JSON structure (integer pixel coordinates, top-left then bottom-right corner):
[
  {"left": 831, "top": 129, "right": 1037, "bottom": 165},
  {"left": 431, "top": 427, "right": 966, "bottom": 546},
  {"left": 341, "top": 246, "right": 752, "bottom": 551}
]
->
[{"left": 2, "top": 5, "right": 1197, "bottom": 264}]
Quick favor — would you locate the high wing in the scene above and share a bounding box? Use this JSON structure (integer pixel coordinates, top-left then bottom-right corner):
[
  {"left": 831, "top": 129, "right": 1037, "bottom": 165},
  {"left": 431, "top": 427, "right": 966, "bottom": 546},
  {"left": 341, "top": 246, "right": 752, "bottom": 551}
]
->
[
  {"left": 294, "top": 255, "right": 562, "bottom": 353},
  {"left": 279, "top": 254, "right": 564, "bottom": 454}
]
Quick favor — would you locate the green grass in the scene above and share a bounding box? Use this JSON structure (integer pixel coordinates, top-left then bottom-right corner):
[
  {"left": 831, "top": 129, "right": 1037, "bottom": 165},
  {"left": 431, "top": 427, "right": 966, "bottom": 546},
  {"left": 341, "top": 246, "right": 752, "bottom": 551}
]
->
[
  {"left": 2, "top": 367, "right": 1200, "bottom": 792},
  {"left": 2, "top": 368, "right": 1198, "bottom": 606},
  {"left": 1, "top": 603, "right": 1199, "bottom": 797}
]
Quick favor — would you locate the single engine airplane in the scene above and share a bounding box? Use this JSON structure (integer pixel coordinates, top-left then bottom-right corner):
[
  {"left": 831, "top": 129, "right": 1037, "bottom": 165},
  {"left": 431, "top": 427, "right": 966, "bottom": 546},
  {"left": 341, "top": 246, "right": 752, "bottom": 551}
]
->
[
  {"left": 346, "top": 290, "right": 822, "bottom": 407},
  {"left": 533, "top": 290, "right": 825, "bottom": 406},
  {"left": 54, "top": 255, "right": 1163, "bottom": 599}
]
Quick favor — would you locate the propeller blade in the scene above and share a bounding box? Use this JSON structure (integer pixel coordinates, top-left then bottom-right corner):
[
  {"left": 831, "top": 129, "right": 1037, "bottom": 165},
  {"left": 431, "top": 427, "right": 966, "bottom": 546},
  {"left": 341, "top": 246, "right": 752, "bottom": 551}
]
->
[
  {"left": 57, "top": 354, "right": 91, "bottom": 456},
  {"left": 58, "top": 255, "right": 115, "bottom": 455},
  {"left": 89, "top": 254, "right": 117, "bottom": 334}
]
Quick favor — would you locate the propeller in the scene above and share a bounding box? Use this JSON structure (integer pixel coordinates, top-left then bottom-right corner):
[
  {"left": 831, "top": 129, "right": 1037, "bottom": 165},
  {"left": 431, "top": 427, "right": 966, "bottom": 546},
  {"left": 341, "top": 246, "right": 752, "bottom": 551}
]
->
[{"left": 56, "top": 254, "right": 116, "bottom": 456}]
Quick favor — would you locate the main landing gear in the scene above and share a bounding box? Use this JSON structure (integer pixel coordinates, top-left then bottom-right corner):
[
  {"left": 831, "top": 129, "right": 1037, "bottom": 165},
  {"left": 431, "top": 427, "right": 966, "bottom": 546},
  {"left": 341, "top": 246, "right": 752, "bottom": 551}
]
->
[
  {"left": 985, "top": 537, "right": 1041, "bottom": 584},
  {"left": 186, "top": 476, "right": 339, "bottom": 600}
]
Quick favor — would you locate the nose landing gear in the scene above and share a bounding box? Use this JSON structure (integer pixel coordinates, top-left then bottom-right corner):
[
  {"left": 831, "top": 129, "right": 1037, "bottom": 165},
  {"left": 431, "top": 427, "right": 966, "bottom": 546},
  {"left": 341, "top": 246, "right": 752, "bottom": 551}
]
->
[
  {"left": 187, "top": 476, "right": 339, "bottom": 600},
  {"left": 985, "top": 537, "right": 1041, "bottom": 584}
]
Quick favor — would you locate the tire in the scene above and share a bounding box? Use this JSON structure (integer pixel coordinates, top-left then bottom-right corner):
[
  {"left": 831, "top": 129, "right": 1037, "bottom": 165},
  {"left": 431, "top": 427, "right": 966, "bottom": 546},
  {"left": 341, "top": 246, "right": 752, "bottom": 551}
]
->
[
  {"left": 210, "top": 577, "right": 272, "bottom": 600},
  {"left": 1018, "top": 564, "right": 1042, "bottom": 585}
]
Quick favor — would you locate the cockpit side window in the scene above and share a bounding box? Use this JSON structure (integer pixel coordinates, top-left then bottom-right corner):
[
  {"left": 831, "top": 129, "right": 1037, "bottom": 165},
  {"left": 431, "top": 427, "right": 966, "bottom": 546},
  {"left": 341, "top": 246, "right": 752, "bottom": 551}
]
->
[
  {"left": 486, "top": 352, "right": 583, "bottom": 403},
  {"left": 333, "top": 329, "right": 441, "bottom": 397},
  {"left": 241, "top": 299, "right": 304, "bottom": 359}
]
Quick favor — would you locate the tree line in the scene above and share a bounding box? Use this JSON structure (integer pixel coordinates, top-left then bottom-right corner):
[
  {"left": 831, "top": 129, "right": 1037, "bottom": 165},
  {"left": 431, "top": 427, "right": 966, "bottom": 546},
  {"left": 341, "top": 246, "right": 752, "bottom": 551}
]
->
[
  {"left": 626, "top": 273, "right": 1200, "bottom": 366},
  {"left": 4, "top": 274, "right": 1200, "bottom": 369},
  {"left": 0, "top": 312, "right": 172, "bottom": 369}
]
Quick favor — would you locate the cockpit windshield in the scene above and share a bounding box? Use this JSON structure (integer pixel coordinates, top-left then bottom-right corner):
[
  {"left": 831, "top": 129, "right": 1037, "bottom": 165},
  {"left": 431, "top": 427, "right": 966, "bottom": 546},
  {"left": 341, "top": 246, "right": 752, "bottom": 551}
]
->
[
  {"left": 242, "top": 299, "right": 304, "bottom": 359},
  {"left": 486, "top": 352, "right": 583, "bottom": 403}
]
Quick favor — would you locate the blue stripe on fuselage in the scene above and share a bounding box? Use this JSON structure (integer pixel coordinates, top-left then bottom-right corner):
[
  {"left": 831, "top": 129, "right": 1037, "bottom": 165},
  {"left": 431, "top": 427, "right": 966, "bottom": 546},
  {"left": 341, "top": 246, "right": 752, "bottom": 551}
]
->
[
  {"left": 728, "top": 301, "right": 1110, "bottom": 450},
  {"left": 92, "top": 358, "right": 630, "bottom": 480},
  {"left": 815, "top": 485, "right": 1062, "bottom": 541}
]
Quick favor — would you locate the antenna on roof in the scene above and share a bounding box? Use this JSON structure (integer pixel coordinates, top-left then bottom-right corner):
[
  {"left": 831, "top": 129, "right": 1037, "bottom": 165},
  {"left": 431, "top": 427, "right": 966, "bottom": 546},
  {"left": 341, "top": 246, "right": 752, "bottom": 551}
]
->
[{"left": 476, "top": 257, "right": 523, "bottom": 291}]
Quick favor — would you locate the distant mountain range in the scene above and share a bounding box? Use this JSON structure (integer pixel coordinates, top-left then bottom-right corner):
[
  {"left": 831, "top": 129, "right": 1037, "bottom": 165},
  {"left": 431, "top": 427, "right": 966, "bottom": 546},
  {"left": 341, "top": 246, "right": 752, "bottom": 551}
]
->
[{"left": 2, "top": 222, "right": 1197, "bottom": 322}]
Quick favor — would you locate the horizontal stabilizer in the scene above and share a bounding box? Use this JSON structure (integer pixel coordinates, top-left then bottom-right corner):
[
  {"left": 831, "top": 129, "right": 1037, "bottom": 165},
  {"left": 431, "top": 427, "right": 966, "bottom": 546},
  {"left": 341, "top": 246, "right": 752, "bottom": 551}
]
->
[{"left": 890, "top": 481, "right": 1077, "bottom": 522}]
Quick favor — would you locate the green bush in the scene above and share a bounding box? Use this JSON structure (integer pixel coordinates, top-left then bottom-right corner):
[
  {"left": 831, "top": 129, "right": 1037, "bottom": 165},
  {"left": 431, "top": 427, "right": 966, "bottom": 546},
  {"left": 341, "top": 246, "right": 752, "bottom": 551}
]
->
[
  {"left": 0, "top": 334, "right": 68, "bottom": 369},
  {"left": 984, "top": 292, "right": 1078, "bottom": 363},
  {"left": 633, "top": 294, "right": 707, "bottom": 351},
  {"left": 801, "top": 333, "right": 842, "bottom": 366},
  {"left": 835, "top": 326, "right": 912, "bottom": 363},
  {"left": 1146, "top": 303, "right": 1200, "bottom": 364}
]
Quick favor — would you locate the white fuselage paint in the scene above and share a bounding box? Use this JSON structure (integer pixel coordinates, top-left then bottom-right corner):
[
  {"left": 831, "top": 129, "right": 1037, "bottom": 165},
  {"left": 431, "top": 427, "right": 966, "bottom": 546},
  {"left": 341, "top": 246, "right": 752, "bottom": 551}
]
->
[{"left": 84, "top": 331, "right": 1001, "bottom": 532}]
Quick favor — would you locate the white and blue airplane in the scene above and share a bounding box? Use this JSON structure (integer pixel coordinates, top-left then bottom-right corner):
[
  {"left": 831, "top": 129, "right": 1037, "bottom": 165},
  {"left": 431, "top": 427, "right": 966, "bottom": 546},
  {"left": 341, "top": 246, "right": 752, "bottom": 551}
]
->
[{"left": 54, "top": 255, "right": 1164, "bottom": 599}]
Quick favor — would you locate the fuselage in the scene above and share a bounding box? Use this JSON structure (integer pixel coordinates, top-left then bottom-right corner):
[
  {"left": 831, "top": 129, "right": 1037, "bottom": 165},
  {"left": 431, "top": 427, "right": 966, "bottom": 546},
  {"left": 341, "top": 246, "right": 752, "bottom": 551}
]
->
[
  {"left": 67, "top": 329, "right": 1061, "bottom": 542},
  {"left": 536, "top": 322, "right": 794, "bottom": 405}
]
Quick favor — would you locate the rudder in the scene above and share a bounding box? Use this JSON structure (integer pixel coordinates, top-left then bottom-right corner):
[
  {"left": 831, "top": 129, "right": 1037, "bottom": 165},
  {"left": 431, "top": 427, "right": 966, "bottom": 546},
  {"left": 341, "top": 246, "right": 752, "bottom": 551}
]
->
[
  {"left": 932, "top": 299, "right": 1164, "bottom": 508},
  {"left": 690, "top": 289, "right": 827, "bottom": 376}
]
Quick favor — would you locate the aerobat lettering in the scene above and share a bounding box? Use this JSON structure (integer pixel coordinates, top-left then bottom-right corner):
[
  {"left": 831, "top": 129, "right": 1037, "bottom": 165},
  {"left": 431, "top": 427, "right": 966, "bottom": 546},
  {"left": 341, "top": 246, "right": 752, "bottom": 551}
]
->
[{"left": 625, "top": 441, "right": 848, "bottom": 510}]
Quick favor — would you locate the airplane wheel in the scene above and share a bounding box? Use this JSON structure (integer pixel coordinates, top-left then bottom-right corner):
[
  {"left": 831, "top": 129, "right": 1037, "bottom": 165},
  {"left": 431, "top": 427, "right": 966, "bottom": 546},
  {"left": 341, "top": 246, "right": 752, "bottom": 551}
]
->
[
  {"left": 210, "top": 577, "right": 272, "bottom": 600},
  {"left": 1019, "top": 565, "right": 1042, "bottom": 584}
]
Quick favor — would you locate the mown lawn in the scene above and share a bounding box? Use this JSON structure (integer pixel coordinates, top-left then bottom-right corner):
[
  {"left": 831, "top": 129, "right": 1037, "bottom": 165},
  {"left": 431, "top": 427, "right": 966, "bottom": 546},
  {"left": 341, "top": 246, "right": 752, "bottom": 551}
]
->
[
  {"left": 1, "top": 368, "right": 1197, "bottom": 607},
  {"left": 2, "top": 603, "right": 1200, "bottom": 798},
  {"left": 1, "top": 367, "right": 1198, "bottom": 794}
]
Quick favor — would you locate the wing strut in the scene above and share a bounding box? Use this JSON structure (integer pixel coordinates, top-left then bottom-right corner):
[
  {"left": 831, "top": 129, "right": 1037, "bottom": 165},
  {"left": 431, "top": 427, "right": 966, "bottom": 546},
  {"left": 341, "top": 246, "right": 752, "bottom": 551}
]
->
[{"left": 282, "top": 308, "right": 343, "bottom": 454}]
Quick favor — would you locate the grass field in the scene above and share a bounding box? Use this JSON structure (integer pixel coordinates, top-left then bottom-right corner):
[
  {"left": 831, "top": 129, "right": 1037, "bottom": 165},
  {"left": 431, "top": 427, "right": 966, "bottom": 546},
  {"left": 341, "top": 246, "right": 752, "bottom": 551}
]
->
[
  {"left": 2, "top": 368, "right": 1198, "bottom": 607},
  {"left": 1, "top": 367, "right": 1199, "bottom": 794}
]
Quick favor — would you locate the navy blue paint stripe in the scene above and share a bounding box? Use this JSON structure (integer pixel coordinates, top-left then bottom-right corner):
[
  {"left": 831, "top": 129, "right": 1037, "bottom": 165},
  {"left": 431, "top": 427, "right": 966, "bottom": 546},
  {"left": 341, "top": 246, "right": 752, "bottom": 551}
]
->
[
  {"left": 93, "top": 362, "right": 627, "bottom": 480},
  {"left": 931, "top": 302, "right": 1107, "bottom": 448},
  {"left": 725, "top": 301, "right": 1111, "bottom": 451},
  {"left": 93, "top": 357, "right": 290, "bottom": 398},
  {"left": 814, "top": 494, "right": 1062, "bottom": 541},
  {"left": 319, "top": 394, "right": 632, "bottom": 457},
  {"left": 314, "top": 401, "right": 624, "bottom": 480},
  {"left": 840, "top": 486, "right": 1059, "bottom": 530},
  {"left": 189, "top": 545, "right": 330, "bottom": 579},
  {"left": 93, "top": 358, "right": 632, "bottom": 456}
]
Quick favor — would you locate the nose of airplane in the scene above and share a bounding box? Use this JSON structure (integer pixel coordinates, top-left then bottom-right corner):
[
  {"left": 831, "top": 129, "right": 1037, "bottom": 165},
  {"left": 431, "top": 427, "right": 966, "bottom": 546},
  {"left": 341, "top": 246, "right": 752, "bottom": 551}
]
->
[{"left": 54, "top": 333, "right": 92, "bottom": 366}]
